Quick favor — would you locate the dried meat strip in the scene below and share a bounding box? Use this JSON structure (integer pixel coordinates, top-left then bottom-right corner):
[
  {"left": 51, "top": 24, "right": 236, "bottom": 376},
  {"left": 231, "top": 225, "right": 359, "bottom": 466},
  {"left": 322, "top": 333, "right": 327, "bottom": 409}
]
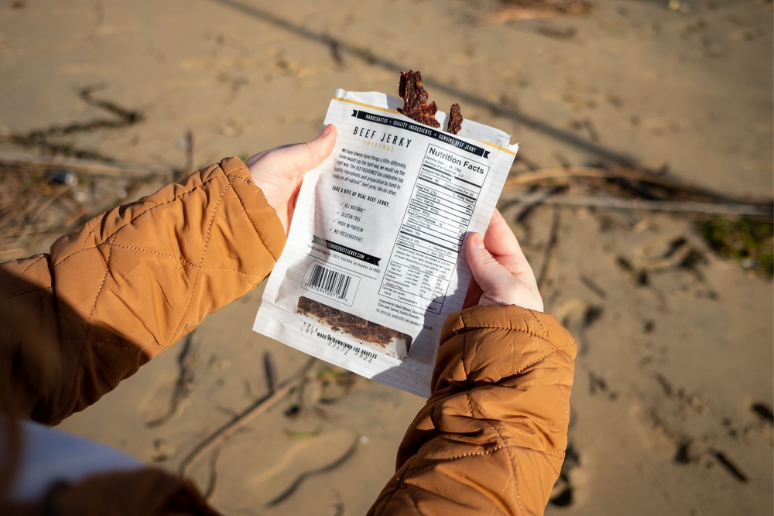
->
[
  {"left": 398, "top": 70, "right": 463, "bottom": 134},
  {"left": 446, "top": 103, "right": 463, "bottom": 135},
  {"left": 297, "top": 296, "right": 412, "bottom": 360},
  {"left": 397, "top": 70, "right": 440, "bottom": 129}
]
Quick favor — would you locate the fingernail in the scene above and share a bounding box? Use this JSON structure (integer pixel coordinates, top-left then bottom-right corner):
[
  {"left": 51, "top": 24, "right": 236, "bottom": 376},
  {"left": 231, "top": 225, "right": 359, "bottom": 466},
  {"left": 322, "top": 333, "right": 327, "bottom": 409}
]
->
[
  {"left": 320, "top": 124, "right": 333, "bottom": 138},
  {"left": 471, "top": 232, "right": 485, "bottom": 249}
]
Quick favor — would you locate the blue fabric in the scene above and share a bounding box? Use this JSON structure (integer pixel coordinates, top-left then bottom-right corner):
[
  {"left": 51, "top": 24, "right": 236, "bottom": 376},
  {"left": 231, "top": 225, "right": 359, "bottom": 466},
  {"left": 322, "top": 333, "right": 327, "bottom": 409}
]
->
[{"left": 2, "top": 417, "right": 143, "bottom": 502}]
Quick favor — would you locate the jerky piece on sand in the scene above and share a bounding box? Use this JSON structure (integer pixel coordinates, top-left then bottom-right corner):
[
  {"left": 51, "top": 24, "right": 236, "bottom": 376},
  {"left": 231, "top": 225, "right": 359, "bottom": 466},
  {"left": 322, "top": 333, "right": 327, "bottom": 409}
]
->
[
  {"left": 297, "top": 296, "right": 412, "bottom": 360},
  {"left": 398, "top": 70, "right": 440, "bottom": 129},
  {"left": 447, "top": 103, "right": 463, "bottom": 135}
]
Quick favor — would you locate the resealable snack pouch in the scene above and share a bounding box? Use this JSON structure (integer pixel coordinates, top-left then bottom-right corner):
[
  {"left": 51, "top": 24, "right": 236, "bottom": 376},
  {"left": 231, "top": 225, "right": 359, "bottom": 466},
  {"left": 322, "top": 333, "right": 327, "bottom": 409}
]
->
[{"left": 254, "top": 88, "right": 518, "bottom": 397}]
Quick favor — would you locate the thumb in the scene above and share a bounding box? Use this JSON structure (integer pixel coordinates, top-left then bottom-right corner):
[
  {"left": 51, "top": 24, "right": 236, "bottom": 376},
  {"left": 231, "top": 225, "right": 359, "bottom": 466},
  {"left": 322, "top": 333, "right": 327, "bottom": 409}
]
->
[
  {"left": 264, "top": 124, "right": 338, "bottom": 177},
  {"left": 466, "top": 232, "right": 513, "bottom": 295}
]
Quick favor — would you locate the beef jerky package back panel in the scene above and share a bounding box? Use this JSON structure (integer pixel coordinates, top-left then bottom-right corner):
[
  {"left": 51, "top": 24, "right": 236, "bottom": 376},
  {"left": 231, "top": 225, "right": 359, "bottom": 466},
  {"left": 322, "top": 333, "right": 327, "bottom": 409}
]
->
[{"left": 253, "top": 88, "right": 518, "bottom": 397}]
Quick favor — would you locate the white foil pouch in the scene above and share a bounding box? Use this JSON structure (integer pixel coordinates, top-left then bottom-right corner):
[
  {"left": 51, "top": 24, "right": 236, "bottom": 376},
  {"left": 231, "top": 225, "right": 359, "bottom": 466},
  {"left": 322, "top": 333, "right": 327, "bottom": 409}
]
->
[{"left": 254, "top": 89, "right": 518, "bottom": 397}]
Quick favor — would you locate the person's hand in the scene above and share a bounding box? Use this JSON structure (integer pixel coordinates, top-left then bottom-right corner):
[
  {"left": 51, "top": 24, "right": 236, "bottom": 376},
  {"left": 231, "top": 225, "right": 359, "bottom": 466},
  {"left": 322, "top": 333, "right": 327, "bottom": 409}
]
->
[
  {"left": 244, "top": 124, "right": 337, "bottom": 234},
  {"left": 462, "top": 208, "right": 543, "bottom": 312}
]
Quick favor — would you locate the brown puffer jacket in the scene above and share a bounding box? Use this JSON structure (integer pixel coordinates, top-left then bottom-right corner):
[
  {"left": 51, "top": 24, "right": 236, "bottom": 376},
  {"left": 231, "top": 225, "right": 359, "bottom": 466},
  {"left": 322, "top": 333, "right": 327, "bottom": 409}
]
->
[{"left": 0, "top": 158, "right": 576, "bottom": 516}]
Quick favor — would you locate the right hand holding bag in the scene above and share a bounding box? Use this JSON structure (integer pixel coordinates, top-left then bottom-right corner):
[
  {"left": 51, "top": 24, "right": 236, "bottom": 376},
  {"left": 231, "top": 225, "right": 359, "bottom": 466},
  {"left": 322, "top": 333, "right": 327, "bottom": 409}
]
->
[{"left": 463, "top": 208, "right": 544, "bottom": 312}]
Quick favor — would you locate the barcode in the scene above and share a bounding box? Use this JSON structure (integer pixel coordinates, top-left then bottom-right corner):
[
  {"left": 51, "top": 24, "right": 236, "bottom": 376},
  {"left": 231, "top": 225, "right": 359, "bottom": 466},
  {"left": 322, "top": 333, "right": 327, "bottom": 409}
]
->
[{"left": 306, "top": 264, "right": 352, "bottom": 300}]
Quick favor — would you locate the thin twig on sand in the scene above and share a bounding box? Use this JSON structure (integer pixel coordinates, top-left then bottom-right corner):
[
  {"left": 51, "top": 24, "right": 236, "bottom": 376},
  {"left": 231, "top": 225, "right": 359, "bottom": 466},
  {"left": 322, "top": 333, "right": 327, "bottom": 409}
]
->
[
  {"left": 504, "top": 164, "right": 772, "bottom": 208},
  {"left": 537, "top": 206, "right": 562, "bottom": 290},
  {"left": 203, "top": 447, "right": 222, "bottom": 502},
  {"left": 579, "top": 274, "right": 607, "bottom": 300},
  {"left": 500, "top": 192, "right": 772, "bottom": 217},
  {"left": 0, "top": 152, "right": 161, "bottom": 179},
  {"left": 145, "top": 332, "right": 196, "bottom": 428},
  {"left": 264, "top": 351, "right": 278, "bottom": 393}
]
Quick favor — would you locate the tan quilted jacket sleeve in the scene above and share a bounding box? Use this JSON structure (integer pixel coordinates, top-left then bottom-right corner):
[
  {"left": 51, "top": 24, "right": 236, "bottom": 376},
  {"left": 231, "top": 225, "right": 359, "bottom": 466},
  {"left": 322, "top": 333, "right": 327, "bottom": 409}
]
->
[
  {"left": 369, "top": 305, "right": 577, "bottom": 516},
  {"left": 0, "top": 157, "right": 285, "bottom": 426}
]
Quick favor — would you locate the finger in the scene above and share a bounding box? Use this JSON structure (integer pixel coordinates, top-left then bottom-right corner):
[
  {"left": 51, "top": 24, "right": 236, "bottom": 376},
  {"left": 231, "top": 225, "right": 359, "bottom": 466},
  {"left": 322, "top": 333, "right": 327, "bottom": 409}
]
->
[
  {"left": 259, "top": 124, "right": 337, "bottom": 177},
  {"left": 483, "top": 209, "right": 521, "bottom": 257},
  {"left": 484, "top": 209, "right": 533, "bottom": 276},
  {"left": 466, "top": 232, "right": 513, "bottom": 294}
]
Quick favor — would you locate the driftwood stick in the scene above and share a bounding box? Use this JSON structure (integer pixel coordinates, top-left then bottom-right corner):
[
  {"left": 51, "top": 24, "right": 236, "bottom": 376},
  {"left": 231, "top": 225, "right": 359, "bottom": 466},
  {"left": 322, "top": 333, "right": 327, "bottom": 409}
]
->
[
  {"left": 0, "top": 152, "right": 163, "bottom": 179},
  {"left": 537, "top": 206, "right": 561, "bottom": 290},
  {"left": 500, "top": 192, "right": 772, "bottom": 217},
  {"left": 264, "top": 351, "right": 278, "bottom": 393},
  {"left": 176, "top": 131, "right": 196, "bottom": 182},
  {"left": 186, "top": 131, "right": 196, "bottom": 174},
  {"left": 504, "top": 165, "right": 769, "bottom": 206},
  {"left": 504, "top": 167, "right": 609, "bottom": 187}
]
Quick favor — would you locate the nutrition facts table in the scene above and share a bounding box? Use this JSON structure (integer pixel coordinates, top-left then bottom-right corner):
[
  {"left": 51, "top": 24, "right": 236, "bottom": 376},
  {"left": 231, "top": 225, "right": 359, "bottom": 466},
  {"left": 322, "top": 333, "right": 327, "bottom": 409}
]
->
[{"left": 379, "top": 145, "right": 490, "bottom": 314}]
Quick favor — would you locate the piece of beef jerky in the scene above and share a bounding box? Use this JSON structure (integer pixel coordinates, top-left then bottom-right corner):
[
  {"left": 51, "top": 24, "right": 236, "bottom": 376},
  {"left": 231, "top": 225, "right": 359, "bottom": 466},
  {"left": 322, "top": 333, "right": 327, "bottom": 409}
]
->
[
  {"left": 297, "top": 296, "right": 412, "bottom": 359},
  {"left": 447, "top": 103, "right": 463, "bottom": 135},
  {"left": 398, "top": 70, "right": 427, "bottom": 112},
  {"left": 397, "top": 70, "right": 440, "bottom": 129}
]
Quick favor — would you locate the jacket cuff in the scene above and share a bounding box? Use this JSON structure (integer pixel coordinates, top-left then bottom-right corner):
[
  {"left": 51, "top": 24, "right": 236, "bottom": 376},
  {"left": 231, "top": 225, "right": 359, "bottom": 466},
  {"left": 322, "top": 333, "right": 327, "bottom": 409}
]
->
[
  {"left": 432, "top": 304, "right": 577, "bottom": 396},
  {"left": 440, "top": 304, "right": 575, "bottom": 350},
  {"left": 219, "top": 157, "right": 286, "bottom": 261}
]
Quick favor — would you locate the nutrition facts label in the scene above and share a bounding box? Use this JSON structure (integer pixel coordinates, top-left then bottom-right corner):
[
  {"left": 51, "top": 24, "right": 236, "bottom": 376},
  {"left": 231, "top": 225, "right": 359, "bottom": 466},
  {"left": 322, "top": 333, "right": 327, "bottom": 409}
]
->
[{"left": 379, "top": 145, "right": 490, "bottom": 314}]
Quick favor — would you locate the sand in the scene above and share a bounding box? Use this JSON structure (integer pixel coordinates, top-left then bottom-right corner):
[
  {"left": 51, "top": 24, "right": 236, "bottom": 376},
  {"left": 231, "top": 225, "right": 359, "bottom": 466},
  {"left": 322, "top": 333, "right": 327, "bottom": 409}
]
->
[{"left": 0, "top": 0, "right": 771, "bottom": 514}]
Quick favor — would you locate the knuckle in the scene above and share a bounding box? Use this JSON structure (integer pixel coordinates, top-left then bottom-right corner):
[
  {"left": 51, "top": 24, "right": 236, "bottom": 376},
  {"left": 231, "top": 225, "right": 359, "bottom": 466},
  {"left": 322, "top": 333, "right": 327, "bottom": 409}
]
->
[{"left": 302, "top": 141, "right": 321, "bottom": 162}]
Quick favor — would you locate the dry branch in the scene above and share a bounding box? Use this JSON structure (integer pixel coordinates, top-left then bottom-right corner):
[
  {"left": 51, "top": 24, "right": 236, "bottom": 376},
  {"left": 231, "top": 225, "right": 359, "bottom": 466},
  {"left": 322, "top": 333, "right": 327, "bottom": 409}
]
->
[
  {"left": 500, "top": 192, "right": 772, "bottom": 217},
  {"left": 0, "top": 152, "right": 164, "bottom": 179}
]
